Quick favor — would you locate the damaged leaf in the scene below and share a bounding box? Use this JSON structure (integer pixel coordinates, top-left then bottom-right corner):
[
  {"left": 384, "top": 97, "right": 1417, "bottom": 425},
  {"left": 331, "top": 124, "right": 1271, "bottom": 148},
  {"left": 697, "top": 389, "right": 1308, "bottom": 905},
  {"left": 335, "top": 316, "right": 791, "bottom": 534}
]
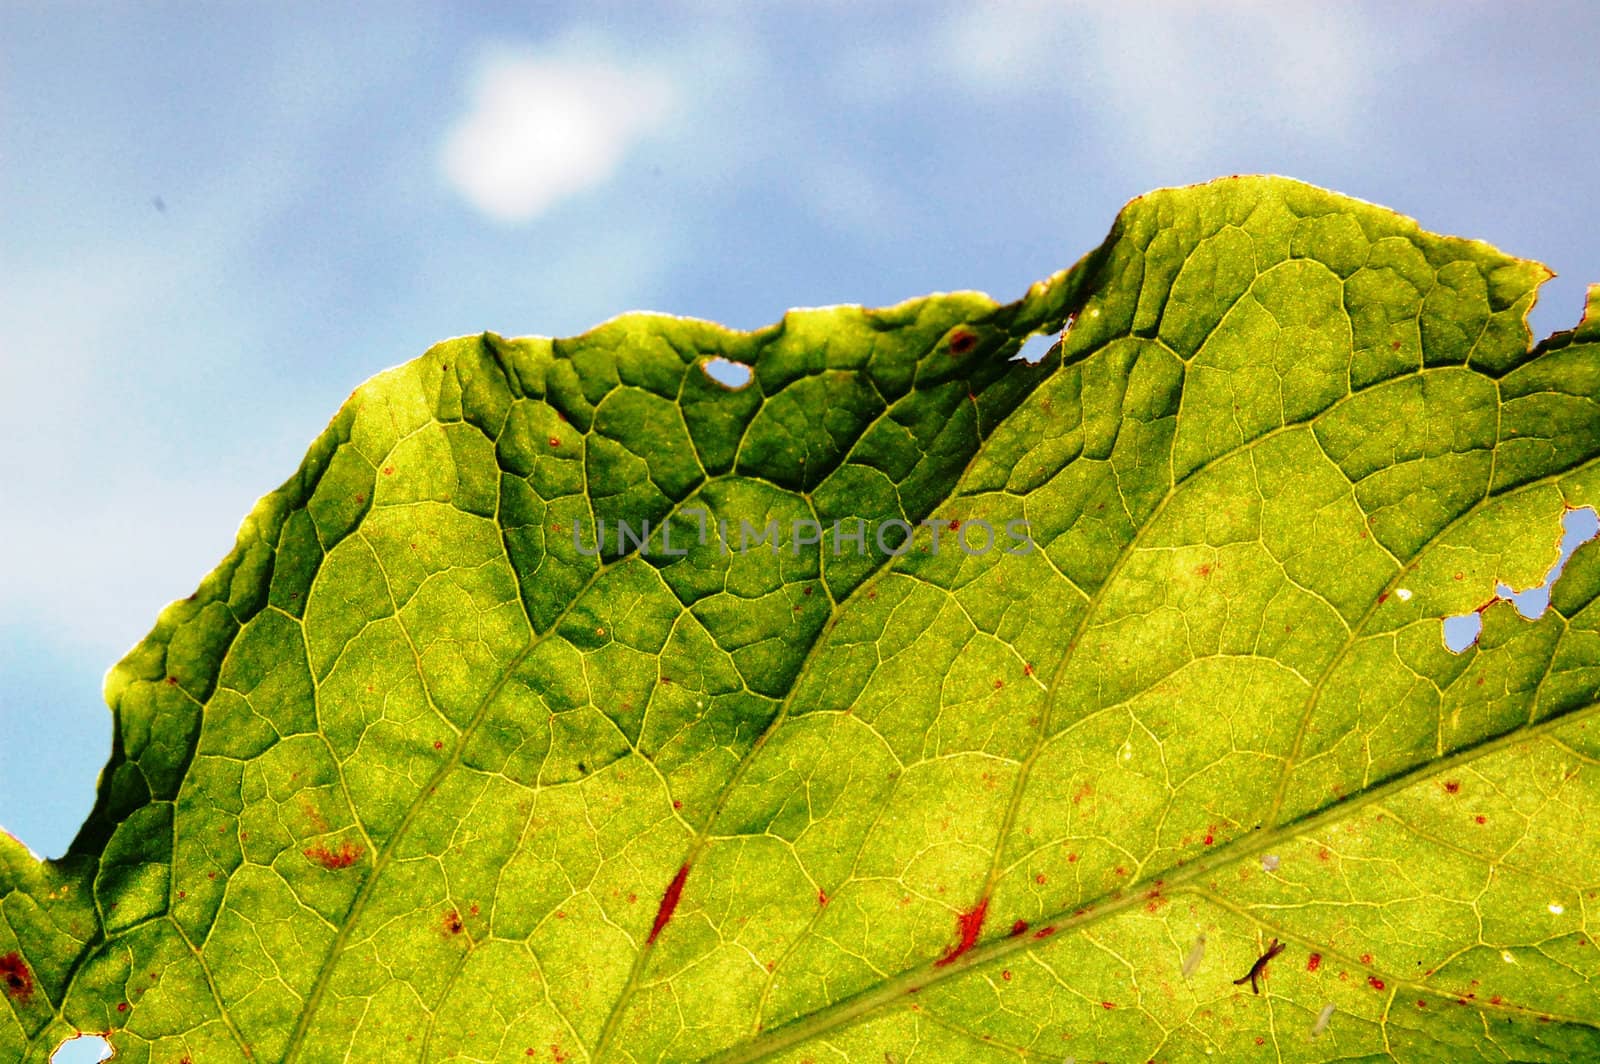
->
[{"left": 4, "top": 176, "right": 1600, "bottom": 1062}]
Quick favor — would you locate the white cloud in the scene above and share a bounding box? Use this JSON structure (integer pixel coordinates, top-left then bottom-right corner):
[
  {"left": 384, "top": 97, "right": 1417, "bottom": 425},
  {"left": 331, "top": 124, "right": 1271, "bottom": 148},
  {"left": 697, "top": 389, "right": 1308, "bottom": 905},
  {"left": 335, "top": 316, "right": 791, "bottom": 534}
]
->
[
  {"left": 440, "top": 48, "right": 676, "bottom": 223},
  {"left": 929, "top": 1, "right": 1381, "bottom": 172}
]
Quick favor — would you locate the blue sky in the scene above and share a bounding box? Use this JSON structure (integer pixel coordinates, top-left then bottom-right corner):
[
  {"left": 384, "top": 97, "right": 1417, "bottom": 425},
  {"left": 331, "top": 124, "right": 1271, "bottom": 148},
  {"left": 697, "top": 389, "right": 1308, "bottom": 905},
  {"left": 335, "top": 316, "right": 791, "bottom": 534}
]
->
[{"left": 1, "top": 1, "right": 1598, "bottom": 1014}]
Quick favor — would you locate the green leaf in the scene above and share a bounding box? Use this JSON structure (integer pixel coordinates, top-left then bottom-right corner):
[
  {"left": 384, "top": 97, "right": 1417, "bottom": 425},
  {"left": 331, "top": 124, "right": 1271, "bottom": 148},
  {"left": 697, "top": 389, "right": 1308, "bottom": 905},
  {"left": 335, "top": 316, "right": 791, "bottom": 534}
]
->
[{"left": 5, "top": 176, "right": 1600, "bottom": 1063}]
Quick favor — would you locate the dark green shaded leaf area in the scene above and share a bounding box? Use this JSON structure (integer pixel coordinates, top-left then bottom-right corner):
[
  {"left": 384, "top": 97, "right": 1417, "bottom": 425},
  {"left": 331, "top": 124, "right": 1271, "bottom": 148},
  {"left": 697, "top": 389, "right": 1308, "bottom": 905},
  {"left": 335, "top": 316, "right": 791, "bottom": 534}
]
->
[{"left": 7, "top": 177, "right": 1600, "bottom": 1064}]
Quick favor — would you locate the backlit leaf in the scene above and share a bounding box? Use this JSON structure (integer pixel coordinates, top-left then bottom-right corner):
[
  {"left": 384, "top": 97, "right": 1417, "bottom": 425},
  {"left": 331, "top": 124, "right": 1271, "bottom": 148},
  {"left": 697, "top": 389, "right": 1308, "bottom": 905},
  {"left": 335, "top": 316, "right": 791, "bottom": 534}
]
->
[{"left": 5, "top": 176, "right": 1600, "bottom": 1062}]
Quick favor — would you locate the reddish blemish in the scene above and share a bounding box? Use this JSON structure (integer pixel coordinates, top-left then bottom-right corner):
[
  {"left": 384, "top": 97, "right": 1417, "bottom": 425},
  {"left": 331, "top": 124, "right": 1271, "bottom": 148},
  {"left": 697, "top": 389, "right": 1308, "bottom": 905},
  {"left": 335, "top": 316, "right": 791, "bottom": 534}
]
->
[
  {"left": 165, "top": 676, "right": 179, "bottom": 686},
  {"left": 1002, "top": 969, "right": 1012, "bottom": 981},
  {"left": 672, "top": 799, "right": 683, "bottom": 810},
  {"left": 1, "top": 952, "right": 32, "bottom": 1002},
  {"left": 1360, "top": 953, "right": 1373, "bottom": 965},
  {"left": 1444, "top": 780, "right": 1460, "bottom": 794},
  {"left": 383, "top": 466, "right": 394, "bottom": 476},
  {"left": 354, "top": 494, "right": 365, "bottom": 504},
  {"left": 433, "top": 740, "right": 444, "bottom": 750},
  {"left": 949, "top": 329, "right": 977, "bottom": 355},
  {"left": 548, "top": 437, "right": 561, "bottom": 447},
  {"left": 1306, "top": 953, "right": 1322, "bottom": 972},
  {"left": 647, "top": 864, "right": 690, "bottom": 944},
  {"left": 935, "top": 898, "right": 989, "bottom": 967},
  {"left": 1368, "top": 976, "right": 1385, "bottom": 990},
  {"left": 1475, "top": 815, "right": 1487, "bottom": 824},
  {"left": 1491, "top": 994, "right": 1504, "bottom": 1005},
  {"left": 1033, "top": 925, "right": 1056, "bottom": 940},
  {"left": 1195, "top": 563, "right": 1213, "bottom": 577},
  {"left": 1416, "top": 999, "right": 1427, "bottom": 1008},
  {"left": 1203, "top": 834, "right": 1214, "bottom": 846},
  {"left": 1378, "top": 592, "right": 1389, "bottom": 604},
  {"left": 1067, "top": 852, "right": 1078, "bottom": 863},
  {"left": 304, "top": 840, "right": 363, "bottom": 870},
  {"left": 1034, "top": 873, "right": 1047, "bottom": 885},
  {"left": 551, "top": 1045, "right": 568, "bottom": 1063},
  {"left": 817, "top": 889, "right": 829, "bottom": 907},
  {"left": 1023, "top": 663, "right": 1035, "bottom": 677},
  {"left": 1254, "top": 1037, "right": 1265, "bottom": 1046},
  {"left": 993, "top": 679, "right": 1004, "bottom": 690},
  {"left": 1100, "top": 1001, "right": 1115, "bottom": 1010},
  {"left": 1114, "top": 866, "right": 1127, "bottom": 877},
  {"left": 445, "top": 910, "right": 464, "bottom": 935},
  {"left": 1317, "top": 848, "right": 1331, "bottom": 863},
  {"left": 117, "top": 1002, "right": 128, "bottom": 1012},
  {"left": 1010, "top": 920, "right": 1029, "bottom": 937}
]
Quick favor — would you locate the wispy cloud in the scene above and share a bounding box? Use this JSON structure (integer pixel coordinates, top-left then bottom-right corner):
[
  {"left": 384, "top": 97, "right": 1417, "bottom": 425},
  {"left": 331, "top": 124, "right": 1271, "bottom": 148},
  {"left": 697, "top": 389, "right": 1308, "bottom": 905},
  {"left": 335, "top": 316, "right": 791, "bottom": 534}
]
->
[
  {"left": 440, "top": 46, "right": 677, "bottom": 224},
  {"left": 930, "top": 1, "right": 1380, "bottom": 172}
]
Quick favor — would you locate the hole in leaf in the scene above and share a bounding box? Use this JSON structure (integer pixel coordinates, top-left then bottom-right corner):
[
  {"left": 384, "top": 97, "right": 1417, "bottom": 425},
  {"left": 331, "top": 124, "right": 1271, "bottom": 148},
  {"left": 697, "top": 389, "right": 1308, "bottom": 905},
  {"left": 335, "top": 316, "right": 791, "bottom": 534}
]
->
[
  {"left": 53, "top": 1036, "right": 111, "bottom": 1063},
  {"left": 1011, "top": 324, "right": 1066, "bottom": 365},
  {"left": 1443, "top": 613, "right": 1483, "bottom": 653},
  {"left": 1442, "top": 507, "right": 1598, "bottom": 652},
  {"left": 700, "top": 357, "right": 752, "bottom": 390}
]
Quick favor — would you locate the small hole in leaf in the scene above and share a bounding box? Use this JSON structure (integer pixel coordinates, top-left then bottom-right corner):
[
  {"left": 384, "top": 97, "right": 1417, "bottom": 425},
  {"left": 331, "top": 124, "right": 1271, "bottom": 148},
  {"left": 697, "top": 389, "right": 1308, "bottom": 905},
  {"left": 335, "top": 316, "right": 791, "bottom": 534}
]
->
[
  {"left": 701, "top": 357, "right": 752, "bottom": 390},
  {"left": 52, "top": 1036, "right": 112, "bottom": 1063},
  {"left": 1011, "top": 331, "right": 1056, "bottom": 364},
  {"left": 1443, "top": 612, "right": 1483, "bottom": 653},
  {"left": 1442, "top": 506, "right": 1598, "bottom": 652}
]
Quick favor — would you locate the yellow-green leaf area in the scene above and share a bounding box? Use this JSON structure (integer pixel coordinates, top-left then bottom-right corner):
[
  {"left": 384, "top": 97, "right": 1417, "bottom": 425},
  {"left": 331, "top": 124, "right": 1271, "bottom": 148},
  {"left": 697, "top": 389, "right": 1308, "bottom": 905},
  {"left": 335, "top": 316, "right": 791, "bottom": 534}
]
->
[{"left": 4, "top": 176, "right": 1600, "bottom": 1063}]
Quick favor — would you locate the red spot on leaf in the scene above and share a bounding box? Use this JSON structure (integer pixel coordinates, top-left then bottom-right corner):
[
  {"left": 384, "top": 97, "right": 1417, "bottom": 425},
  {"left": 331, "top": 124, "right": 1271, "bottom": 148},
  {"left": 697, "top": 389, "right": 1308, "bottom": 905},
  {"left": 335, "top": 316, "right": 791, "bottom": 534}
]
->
[
  {"left": 1002, "top": 969, "right": 1012, "bottom": 981},
  {"left": 1444, "top": 780, "right": 1460, "bottom": 794},
  {"left": 1066, "top": 852, "right": 1079, "bottom": 863},
  {"left": 1023, "top": 663, "right": 1035, "bottom": 677},
  {"left": 1034, "top": 873, "right": 1047, "bottom": 885},
  {"left": 817, "top": 889, "right": 829, "bottom": 907},
  {"left": 949, "top": 329, "right": 977, "bottom": 355},
  {"left": 671, "top": 799, "right": 683, "bottom": 810},
  {"left": 1203, "top": 834, "right": 1214, "bottom": 846},
  {"left": 1010, "top": 920, "right": 1029, "bottom": 937},
  {"left": 433, "top": 740, "right": 444, "bottom": 750},
  {"left": 1195, "top": 563, "right": 1213, "bottom": 577},
  {"left": 1417, "top": 999, "right": 1427, "bottom": 1008},
  {"left": 1475, "top": 815, "right": 1487, "bottom": 824},
  {"left": 548, "top": 437, "right": 561, "bottom": 447},
  {"left": 1033, "top": 925, "right": 1056, "bottom": 940},
  {"left": 0, "top": 952, "right": 32, "bottom": 1002},
  {"left": 117, "top": 1002, "right": 128, "bottom": 1012},
  {"left": 383, "top": 466, "right": 394, "bottom": 476},
  {"left": 1307, "top": 953, "right": 1322, "bottom": 972},
  {"left": 935, "top": 898, "right": 989, "bottom": 966},
  {"left": 1360, "top": 953, "right": 1373, "bottom": 965},
  {"left": 304, "top": 840, "right": 363, "bottom": 870},
  {"left": 165, "top": 676, "right": 179, "bottom": 686},
  {"left": 648, "top": 864, "right": 690, "bottom": 944},
  {"left": 444, "top": 910, "right": 464, "bottom": 935},
  {"left": 1368, "top": 976, "right": 1385, "bottom": 990},
  {"left": 1490, "top": 994, "right": 1504, "bottom": 1005},
  {"left": 1100, "top": 1000, "right": 1115, "bottom": 1010}
]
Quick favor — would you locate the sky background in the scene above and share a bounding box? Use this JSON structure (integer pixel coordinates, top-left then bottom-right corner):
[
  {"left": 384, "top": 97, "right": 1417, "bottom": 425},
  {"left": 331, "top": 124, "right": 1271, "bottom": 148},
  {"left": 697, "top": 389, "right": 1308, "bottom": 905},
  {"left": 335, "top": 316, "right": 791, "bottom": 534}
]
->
[{"left": 2, "top": 5, "right": 1598, "bottom": 1057}]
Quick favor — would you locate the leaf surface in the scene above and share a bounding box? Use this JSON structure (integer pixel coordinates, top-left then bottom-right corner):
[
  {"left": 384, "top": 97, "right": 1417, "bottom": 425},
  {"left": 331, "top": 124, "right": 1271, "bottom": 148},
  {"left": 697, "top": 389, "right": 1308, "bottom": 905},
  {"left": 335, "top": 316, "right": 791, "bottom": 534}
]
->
[{"left": 5, "top": 176, "right": 1600, "bottom": 1063}]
